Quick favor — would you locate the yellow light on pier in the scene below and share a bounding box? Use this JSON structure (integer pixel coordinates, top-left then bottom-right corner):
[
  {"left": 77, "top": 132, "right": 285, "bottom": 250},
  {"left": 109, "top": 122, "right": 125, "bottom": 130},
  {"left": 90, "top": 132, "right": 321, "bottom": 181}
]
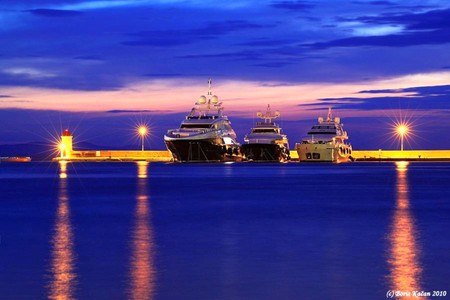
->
[
  {"left": 396, "top": 124, "right": 409, "bottom": 151},
  {"left": 138, "top": 126, "right": 149, "bottom": 151}
]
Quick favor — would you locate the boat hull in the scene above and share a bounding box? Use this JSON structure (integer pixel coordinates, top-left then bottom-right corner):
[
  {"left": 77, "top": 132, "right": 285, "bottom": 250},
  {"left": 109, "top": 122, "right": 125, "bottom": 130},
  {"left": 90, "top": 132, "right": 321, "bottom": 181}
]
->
[
  {"left": 296, "top": 143, "right": 352, "bottom": 163},
  {"left": 241, "top": 143, "right": 290, "bottom": 162},
  {"left": 165, "top": 138, "right": 240, "bottom": 162}
]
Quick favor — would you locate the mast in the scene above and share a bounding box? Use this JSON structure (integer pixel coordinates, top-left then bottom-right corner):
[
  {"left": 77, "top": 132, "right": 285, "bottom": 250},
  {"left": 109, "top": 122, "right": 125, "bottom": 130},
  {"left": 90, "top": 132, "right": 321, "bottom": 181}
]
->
[
  {"left": 257, "top": 104, "right": 280, "bottom": 123},
  {"left": 207, "top": 78, "right": 212, "bottom": 96},
  {"left": 327, "top": 106, "right": 332, "bottom": 122}
]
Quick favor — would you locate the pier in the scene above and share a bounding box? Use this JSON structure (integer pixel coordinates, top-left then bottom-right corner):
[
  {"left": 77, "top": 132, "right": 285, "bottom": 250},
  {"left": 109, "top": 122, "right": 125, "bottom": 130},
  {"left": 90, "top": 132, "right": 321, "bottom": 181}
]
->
[
  {"left": 53, "top": 129, "right": 450, "bottom": 162},
  {"left": 350, "top": 150, "right": 450, "bottom": 161},
  {"left": 53, "top": 150, "right": 172, "bottom": 162},
  {"left": 53, "top": 149, "right": 450, "bottom": 162}
]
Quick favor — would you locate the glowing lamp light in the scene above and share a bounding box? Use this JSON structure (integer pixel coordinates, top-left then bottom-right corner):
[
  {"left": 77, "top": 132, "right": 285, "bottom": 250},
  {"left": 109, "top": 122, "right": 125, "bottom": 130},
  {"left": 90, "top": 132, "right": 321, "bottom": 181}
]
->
[
  {"left": 397, "top": 125, "right": 408, "bottom": 136},
  {"left": 138, "top": 126, "right": 149, "bottom": 151},
  {"left": 396, "top": 124, "right": 409, "bottom": 151},
  {"left": 139, "top": 126, "right": 147, "bottom": 136}
]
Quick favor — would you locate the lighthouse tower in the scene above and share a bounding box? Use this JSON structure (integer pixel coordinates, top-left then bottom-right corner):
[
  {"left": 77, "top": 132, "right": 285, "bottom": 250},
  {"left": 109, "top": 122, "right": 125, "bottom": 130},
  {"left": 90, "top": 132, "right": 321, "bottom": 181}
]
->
[{"left": 60, "top": 129, "right": 73, "bottom": 158}]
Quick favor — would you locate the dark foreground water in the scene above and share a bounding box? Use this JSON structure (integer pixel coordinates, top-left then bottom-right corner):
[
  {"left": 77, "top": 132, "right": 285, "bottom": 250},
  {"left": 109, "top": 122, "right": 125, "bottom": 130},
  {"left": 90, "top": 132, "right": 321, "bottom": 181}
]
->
[{"left": 0, "top": 162, "right": 449, "bottom": 300}]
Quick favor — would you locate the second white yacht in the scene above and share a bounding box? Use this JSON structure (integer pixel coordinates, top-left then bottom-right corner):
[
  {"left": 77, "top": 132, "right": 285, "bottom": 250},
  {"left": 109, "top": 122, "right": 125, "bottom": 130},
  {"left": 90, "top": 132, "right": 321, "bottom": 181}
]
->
[{"left": 241, "top": 105, "right": 290, "bottom": 162}]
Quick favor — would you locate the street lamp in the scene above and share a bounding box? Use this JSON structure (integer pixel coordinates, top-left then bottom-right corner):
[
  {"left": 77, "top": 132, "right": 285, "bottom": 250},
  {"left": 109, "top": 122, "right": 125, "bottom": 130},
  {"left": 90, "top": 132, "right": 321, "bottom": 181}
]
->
[
  {"left": 138, "top": 126, "right": 148, "bottom": 151},
  {"left": 396, "top": 124, "right": 408, "bottom": 151}
]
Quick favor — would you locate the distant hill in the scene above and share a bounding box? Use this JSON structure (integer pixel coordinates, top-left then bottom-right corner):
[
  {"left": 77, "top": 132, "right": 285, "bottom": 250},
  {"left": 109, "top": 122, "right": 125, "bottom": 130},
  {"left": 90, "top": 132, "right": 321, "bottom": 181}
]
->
[{"left": 0, "top": 141, "right": 131, "bottom": 161}]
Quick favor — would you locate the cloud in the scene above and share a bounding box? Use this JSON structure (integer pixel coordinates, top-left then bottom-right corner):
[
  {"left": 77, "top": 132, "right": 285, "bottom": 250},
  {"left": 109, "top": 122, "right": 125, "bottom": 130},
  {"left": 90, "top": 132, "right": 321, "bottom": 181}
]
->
[
  {"left": 0, "top": 99, "right": 32, "bottom": 103},
  {"left": 270, "top": 1, "right": 314, "bottom": 10},
  {"left": 351, "top": 25, "right": 404, "bottom": 36},
  {"left": 27, "top": 9, "right": 82, "bottom": 17},
  {"left": 121, "top": 20, "right": 269, "bottom": 47},
  {"left": 359, "top": 85, "right": 450, "bottom": 96},
  {"left": 366, "top": 1, "right": 395, "bottom": 5},
  {"left": 300, "top": 84, "right": 450, "bottom": 111},
  {"left": 106, "top": 109, "right": 169, "bottom": 113},
  {"left": 2, "top": 67, "right": 56, "bottom": 79},
  {"left": 304, "top": 28, "right": 450, "bottom": 49},
  {"left": 252, "top": 62, "right": 291, "bottom": 68},
  {"left": 236, "top": 39, "right": 296, "bottom": 47},
  {"left": 73, "top": 55, "right": 104, "bottom": 61},
  {"left": 308, "top": 8, "right": 450, "bottom": 49},
  {"left": 178, "top": 50, "right": 262, "bottom": 60},
  {"left": 143, "top": 73, "right": 183, "bottom": 77},
  {"left": 59, "top": 0, "right": 153, "bottom": 10},
  {"left": 351, "top": 7, "right": 450, "bottom": 30}
]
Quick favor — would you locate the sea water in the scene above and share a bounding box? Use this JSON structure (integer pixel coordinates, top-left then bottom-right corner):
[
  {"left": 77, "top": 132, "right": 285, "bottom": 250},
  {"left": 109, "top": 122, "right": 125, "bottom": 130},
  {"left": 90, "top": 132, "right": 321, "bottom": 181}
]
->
[{"left": 0, "top": 162, "right": 449, "bottom": 299}]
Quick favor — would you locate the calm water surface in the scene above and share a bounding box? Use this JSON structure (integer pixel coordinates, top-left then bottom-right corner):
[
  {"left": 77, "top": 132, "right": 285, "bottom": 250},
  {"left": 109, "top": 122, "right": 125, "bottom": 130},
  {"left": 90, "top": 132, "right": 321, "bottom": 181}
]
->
[{"left": 0, "top": 162, "right": 449, "bottom": 299}]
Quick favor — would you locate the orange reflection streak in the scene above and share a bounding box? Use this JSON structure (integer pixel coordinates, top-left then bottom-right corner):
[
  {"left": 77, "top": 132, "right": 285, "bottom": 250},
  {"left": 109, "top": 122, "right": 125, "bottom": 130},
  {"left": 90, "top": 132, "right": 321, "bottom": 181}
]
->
[
  {"left": 130, "top": 161, "right": 155, "bottom": 299},
  {"left": 388, "top": 162, "right": 425, "bottom": 299},
  {"left": 59, "top": 160, "right": 68, "bottom": 179},
  {"left": 49, "top": 161, "right": 76, "bottom": 300}
]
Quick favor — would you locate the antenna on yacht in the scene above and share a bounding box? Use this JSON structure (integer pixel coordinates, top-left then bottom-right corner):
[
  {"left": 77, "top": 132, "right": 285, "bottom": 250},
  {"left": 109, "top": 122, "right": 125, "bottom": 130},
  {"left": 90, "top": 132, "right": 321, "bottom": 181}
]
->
[
  {"left": 257, "top": 104, "right": 280, "bottom": 123},
  {"left": 266, "top": 104, "right": 271, "bottom": 120},
  {"left": 208, "top": 78, "right": 212, "bottom": 96},
  {"left": 327, "top": 106, "right": 332, "bottom": 122},
  {"left": 206, "top": 78, "right": 212, "bottom": 110}
]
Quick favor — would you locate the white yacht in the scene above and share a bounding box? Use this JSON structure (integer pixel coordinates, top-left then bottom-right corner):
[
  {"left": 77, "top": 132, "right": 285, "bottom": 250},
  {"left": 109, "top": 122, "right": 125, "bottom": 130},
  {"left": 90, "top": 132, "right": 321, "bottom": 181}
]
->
[
  {"left": 164, "top": 79, "right": 240, "bottom": 162},
  {"left": 241, "top": 105, "right": 290, "bottom": 162},
  {"left": 295, "top": 107, "right": 353, "bottom": 162}
]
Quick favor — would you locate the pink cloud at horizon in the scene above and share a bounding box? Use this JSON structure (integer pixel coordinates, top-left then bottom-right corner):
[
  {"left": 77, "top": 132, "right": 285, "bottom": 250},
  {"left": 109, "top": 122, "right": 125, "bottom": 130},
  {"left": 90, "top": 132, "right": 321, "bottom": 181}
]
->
[{"left": 1, "top": 71, "right": 450, "bottom": 119}]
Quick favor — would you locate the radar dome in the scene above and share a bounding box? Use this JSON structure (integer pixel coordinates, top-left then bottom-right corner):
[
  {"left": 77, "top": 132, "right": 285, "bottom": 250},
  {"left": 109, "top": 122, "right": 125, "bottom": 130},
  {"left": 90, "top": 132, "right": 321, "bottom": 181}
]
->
[
  {"left": 211, "top": 95, "right": 219, "bottom": 104},
  {"left": 318, "top": 117, "right": 324, "bottom": 123},
  {"left": 275, "top": 111, "right": 281, "bottom": 118},
  {"left": 257, "top": 112, "right": 263, "bottom": 118},
  {"left": 198, "top": 95, "right": 207, "bottom": 104},
  {"left": 334, "top": 117, "right": 340, "bottom": 124}
]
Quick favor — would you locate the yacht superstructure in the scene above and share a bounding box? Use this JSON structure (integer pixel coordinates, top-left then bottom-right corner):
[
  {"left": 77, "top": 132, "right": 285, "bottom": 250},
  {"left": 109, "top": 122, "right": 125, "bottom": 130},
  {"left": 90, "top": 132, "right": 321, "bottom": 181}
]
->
[
  {"left": 241, "top": 105, "right": 290, "bottom": 162},
  {"left": 164, "top": 79, "right": 240, "bottom": 162},
  {"left": 295, "top": 107, "right": 353, "bottom": 162}
]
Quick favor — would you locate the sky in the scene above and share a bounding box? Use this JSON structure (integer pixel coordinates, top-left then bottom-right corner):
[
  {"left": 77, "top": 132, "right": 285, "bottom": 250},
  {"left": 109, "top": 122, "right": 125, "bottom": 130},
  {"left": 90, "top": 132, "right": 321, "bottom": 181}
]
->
[{"left": 1, "top": 0, "right": 450, "bottom": 151}]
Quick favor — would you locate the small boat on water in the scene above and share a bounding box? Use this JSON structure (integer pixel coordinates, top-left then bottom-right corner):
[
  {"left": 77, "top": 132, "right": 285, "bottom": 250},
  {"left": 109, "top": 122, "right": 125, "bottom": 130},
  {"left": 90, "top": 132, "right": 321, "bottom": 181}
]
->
[
  {"left": 0, "top": 157, "right": 32, "bottom": 162},
  {"left": 241, "top": 105, "right": 290, "bottom": 162},
  {"left": 164, "top": 79, "right": 241, "bottom": 162},
  {"left": 295, "top": 107, "right": 353, "bottom": 163}
]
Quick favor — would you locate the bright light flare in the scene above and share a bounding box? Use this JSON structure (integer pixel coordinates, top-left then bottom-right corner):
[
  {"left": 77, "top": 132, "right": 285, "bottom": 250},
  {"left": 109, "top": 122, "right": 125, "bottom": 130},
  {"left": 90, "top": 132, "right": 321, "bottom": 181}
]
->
[
  {"left": 393, "top": 122, "right": 411, "bottom": 151},
  {"left": 138, "top": 126, "right": 148, "bottom": 136},
  {"left": 137, "top": 125, "right": 149, "bottom": 151},
  {"left": 397, "top": 125, "right": 408, "bottom": 136}
]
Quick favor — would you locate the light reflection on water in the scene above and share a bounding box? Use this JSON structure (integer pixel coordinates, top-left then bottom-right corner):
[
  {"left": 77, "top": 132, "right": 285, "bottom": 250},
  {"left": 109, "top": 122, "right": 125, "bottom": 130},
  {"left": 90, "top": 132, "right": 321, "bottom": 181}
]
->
[
  {"left": 49, "top": 161, "right": 76, "bottom": 299},
  {"left": 129, "top": 161, "right": 155, "bottom": 299},
  {"left": 388, "top": 161, "right": 425, "bottom": 299}
]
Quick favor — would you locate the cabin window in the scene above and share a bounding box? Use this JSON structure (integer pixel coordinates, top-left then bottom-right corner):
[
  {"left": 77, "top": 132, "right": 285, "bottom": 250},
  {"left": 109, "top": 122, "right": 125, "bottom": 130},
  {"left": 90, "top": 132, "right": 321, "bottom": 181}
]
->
[
  {"left": 254, "top": 129, "right": 277, "bottom": 133},
  {"left": 307, "top": 131, "right": 336, "bottom": 135},
  {"left": 180, "top": 124, "right": 212, "bottom": 129},
  {"left": 313, "top": 153, "right": 320, "bottom": 159}
]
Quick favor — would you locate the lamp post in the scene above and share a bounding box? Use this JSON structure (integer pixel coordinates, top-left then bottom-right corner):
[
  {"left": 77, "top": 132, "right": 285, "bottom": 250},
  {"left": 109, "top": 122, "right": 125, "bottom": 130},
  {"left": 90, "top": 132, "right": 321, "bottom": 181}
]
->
[
  {"left": 397, "top": 125, "right": 408, "bottom": 151},
  {"left": 138, "top": 126, "right": 148, "bottom": 151}
]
